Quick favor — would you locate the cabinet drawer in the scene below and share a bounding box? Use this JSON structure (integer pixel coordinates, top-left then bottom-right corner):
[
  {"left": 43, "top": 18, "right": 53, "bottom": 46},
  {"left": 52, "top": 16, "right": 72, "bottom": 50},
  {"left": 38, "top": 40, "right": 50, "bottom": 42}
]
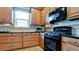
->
[
  {"left": 0, "top": 37, "right": 8, "bottom": 43},
  {"left": 23, "top": 36, "right": 39, "bottom": 41},
  {"left": 0, "top": 42, "right": 22, "bottom": 51},
  {"left": 0, "top": 36, "right": 22, "bottom": 43},
  {"left": 62, "top": 42, "right": 79, "bottom": 51},
  {"left": 23, "top": 33, "right": 31, "bottom": 36},
  {"left": 0, "top": 33, "right": 11, "bottom": 36},
  {"left": 23, "top": 40, "right": 39, "bottom": 48},
  {"left": 8, "top": 36, "right": 22, "bottom": 43},
  {"left": 62, "top": 37, "right": 79, "bottom": 47},
  {"left": 31, "top": 33, "right": 39, "bottom": 36}
]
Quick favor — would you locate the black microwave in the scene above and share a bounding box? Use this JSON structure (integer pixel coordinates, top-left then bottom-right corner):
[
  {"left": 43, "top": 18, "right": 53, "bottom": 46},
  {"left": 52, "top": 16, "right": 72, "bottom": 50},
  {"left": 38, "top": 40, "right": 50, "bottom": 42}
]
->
[{"left": 47, "top": 7, "right": 67, "bottom": 24}]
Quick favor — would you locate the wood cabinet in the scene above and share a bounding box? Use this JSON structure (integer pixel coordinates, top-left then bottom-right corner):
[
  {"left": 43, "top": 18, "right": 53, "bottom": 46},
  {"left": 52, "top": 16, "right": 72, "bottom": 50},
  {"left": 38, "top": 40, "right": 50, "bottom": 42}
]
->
[
  {"left": 39, "top": 38, "right": 44, "bottom": 49},
  {"left": 0, "top": 32, "right": 41, "bottom": 50},
  {"left": 41, "top": 7, "right": 55, "bottom": 24},
  {"left": 67, "top": 7, "right": 79, "bottom": 20},
  {"left": 32, "top": 7, "right": 55, "bottom": 25},
  {"left": 0, "top": 7, "right": 12, "bottom": 24},
  {"left": 62, "top": 42, "right": 79, "bottom": 51},
  {"left": 0, "top": 33, "right": 22, "bottom": 51},
  {"left": 62, "top": 37, "right": 79, "bottom": 51},
  {"left": 23, "top": 33, "right": 40, "bottom": 48},
  {"left": 0, "top": 42, "right": 22, "bottom": 51},
  {"left": 32, "top": 9, "right": 42, "bottom": 25}
]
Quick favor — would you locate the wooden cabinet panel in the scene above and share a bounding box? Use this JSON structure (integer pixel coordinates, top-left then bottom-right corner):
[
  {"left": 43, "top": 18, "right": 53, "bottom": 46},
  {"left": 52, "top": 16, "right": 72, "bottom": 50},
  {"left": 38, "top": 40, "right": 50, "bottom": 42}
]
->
[
  {"left": 0, "top": 33, "right": 11, "bottom": 36},
  {"left": 32, "top": 7, "right": 55, "bottom": 25},
  {"left": 0, "top": 34, "right": 22, "bottom": 43},
  {"left": 67, "top": 7, "right": 79, "bottom": 19},
  {"left": 32, "top": 9, "right": 36, "bottom": 25},
  {"left": 62, "top": 37, "right": 79, "bottom": 47},
  {"left": 35, "top": 9, "right": 41, "bottom": 25},
  {"left": 23, "top": 33, "right": 40, "bottom": 48},
  {"left": 0, "top": 42, "right": 22, "bottom": 51},
  {"left": 32, "top": 8, "right": 45, "bottom": 25},
  {"left": 0, "top": 7, "right": 12, "bottom": 24},
  {"left": 62, "top": 37, "right": 79, "bottom": 51},
  {"left": 67, "top": 7, "right": 79, "bottom": 15},
  {"left": 49, "top": 7, "right": 55, "bottom": 13},
  {"left": 41, "top": 7, "right": 55, "bottom": 24},
  {"left": 62, "top": 42, "right": 79, "bottom": 51},
  {"left": 41, "top": 8, "right": 46, "bottom": 25},
  {"left": 23, "top": 33, "right": 31, "bottom": 36},
  {"left": 39, "top": 38, "right": 44, "bottom": 49},
  {"left": 8, "top": 36, "right": 22, "bottom": 43},
  {"left": 31, "top": 32, "right": 39, "bottom": 36},
  {"left": 23, "top": 36, "right": 34, "bottom": 41},
  {"left": 23, "top": 40, "right": 39, "bottom": 48},
  {"left": 0, "top": 36, "right": 8, "bottom": 43}
]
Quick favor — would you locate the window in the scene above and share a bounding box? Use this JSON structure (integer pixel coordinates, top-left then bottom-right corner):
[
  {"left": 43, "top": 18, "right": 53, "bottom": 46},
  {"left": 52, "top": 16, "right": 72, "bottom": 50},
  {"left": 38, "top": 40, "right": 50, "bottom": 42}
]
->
[{"left": 13, "top": 7, "right": 31, "bottom": 28}]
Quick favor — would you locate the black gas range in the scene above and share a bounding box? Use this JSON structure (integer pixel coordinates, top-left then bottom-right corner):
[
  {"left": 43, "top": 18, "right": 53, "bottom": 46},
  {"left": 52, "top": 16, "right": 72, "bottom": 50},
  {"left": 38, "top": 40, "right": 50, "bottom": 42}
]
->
[
  {"left": 44, "top": 32, "right": 62, "bottom": 51},
  {"left": 44, "top": 26, "right": 72, "bottom": 51}
]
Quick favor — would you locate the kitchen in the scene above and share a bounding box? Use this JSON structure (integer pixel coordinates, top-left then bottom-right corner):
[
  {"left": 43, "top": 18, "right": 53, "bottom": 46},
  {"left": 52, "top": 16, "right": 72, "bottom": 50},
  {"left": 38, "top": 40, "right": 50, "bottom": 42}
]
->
[{"left": 0, "top": 7, "right": 79, "bottom": 51}]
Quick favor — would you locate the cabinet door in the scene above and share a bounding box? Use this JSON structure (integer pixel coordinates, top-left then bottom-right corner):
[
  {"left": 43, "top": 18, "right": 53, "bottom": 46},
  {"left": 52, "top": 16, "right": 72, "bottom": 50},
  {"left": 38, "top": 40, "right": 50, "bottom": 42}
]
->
[
  {"left": 0, "top": 42, "right": 22, "bottom": 51},
  {"left": 67, "top": 7, "right": 79, "bottom": 15},
  {"left": 41, "top": 8, "right": 46, "bottom": 25},
  {"left": 49, "top": 7, "right": 55, "bottom": 13},
  {"left": 0, "top": 7, "right": 12, "bottom": 24},
  {"left": 32, "top": 9, "right": 41, "bottom": 25},
  {"left": 42, "top": 7, "right": 55, "bottom": 24},
  {"left": 62, "top": 42, "right": 79, "bottom": 51},
  {"left": 32, "top": 9, "right": 36, "bottom": 25},
  {"left": 39, "top": 38, "right": 44, "bottom": 49},
  {"left": 35, "top": 9, "right": 41, "bottom": 25},
  {"left": 23, "top": 40, "right": 39, "bottom": 48},
  {"left": 67, "top": 7, "right": 79, "bottom": 19}
]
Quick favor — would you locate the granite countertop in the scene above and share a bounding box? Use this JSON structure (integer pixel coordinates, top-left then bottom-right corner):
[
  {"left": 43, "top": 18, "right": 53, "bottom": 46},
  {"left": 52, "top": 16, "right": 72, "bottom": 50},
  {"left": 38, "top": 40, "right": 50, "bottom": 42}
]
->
[
  {"left": 63, "top": 35, "right": 79, "bottom": 39},
  {"left": 0, "top": 32, "right": 40, "bottom": 33}
]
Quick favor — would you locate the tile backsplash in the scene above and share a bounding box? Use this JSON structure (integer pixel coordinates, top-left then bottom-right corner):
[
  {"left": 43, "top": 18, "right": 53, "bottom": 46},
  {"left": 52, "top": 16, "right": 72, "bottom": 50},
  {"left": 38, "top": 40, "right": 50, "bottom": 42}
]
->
[
  {"left": 9, "top": 26, "right": 36, "bottom": 32},
  {"left": 51, "top": 20, "right": 79, "bottom": 37},
  {"left": 0, "top": 24, "right": 44, "bottom": 32}
]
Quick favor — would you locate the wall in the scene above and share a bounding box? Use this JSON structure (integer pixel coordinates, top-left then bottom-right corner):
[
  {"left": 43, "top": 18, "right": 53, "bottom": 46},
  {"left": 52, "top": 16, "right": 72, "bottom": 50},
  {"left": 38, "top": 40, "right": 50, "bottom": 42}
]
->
[{"left": 51, "top": 19, "right": 79, "bottom": 37}]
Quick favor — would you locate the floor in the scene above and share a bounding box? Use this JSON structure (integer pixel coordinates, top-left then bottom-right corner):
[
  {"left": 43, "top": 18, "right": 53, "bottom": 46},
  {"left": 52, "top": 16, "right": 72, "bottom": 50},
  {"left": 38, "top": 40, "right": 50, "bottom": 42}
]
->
[{"left": 15, "top": 46, "right": 43, "bottom": 51}]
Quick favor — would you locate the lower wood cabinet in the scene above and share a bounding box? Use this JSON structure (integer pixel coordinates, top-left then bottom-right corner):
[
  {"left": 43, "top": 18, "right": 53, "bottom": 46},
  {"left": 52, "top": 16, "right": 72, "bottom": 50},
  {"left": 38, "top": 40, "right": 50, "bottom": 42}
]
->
[
  {"left": 62, "top": 37, "right": 79, "bottom": 51},
  {"left": 23, "top": 40, "right": 39, "bottom": 48},
  {"left": 0, "top": 42, "right": 22, "bottom": 51},
  {"left": 0, "top": 33, "right": 23, "bottom": 51},
  {"left": 62, "top": 42, "right": 79, "bottom": 51},
  {"left": 39, "top": 38, "right": 44, "bottom": 49},
  {"left": 0, "top": 32, "right": 40, "bottom": 51},
  {"left": 23, "top": 33, "right": 40, "bottom": 48}
]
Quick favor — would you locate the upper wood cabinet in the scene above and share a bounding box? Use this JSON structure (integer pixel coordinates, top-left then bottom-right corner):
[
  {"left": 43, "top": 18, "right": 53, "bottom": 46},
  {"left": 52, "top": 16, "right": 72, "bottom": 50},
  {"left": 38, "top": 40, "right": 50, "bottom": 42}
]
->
[
  {"left": 67, "top": 7, "right": 79, "bottom": 20},
  {"left": 32, "top": 8, "right": 42, "bottom": 26},
  {"left": 32, "top": 7, "right": 55, "bottom": 26},
  {"left": 41, "top": 7, "right": 55, "bottom": 24},
  {"left": 0, "top": 7, "right": 12, "bottom": 24}
]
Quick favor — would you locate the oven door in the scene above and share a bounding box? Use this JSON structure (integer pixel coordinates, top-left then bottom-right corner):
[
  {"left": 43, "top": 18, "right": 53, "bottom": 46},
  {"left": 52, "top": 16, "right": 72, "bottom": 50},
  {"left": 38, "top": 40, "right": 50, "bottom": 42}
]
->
[{"left": 44, "top": 36, "right": 61, "bottom": 51}]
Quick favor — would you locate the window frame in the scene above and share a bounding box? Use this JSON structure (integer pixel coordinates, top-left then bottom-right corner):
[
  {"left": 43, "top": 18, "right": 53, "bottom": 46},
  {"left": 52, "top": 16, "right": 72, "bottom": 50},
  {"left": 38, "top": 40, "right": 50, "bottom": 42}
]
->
[{"left": 12, "top": 7, "right": 31, "bottom": 28}]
